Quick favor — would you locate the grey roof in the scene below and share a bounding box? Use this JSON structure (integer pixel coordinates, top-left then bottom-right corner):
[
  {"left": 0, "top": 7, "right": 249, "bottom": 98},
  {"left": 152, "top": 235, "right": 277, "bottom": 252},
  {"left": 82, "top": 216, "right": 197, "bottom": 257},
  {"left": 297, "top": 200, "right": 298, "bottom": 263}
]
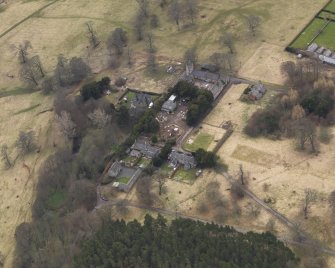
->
[
  {"left": 131, "top": 140, "right": 161, "bottom": 158},
  {"left": 307, "top": 43, "right": 318, "bottom": 52},
  {"left": 108, "top": 161, "right": 122, "bottom": 177},
  {"left": 133, "top": 93, "right": 152, "bottom": 105},
  {"left": 323, "top": 49, "right": 332, "bottom": 57},
  {"left": 319, "top": 55, "right": 335, "bottom": 65},
  {"left": 201, "top": 64, "right": 219, "bottom": 73},
  {"left": 316, "top": 46, "right": 325, "bottom": 54},
  {"left": 249, "top": 89, "right": 263, "bottom": 100},
  {"left": 191, "top": 70, "right": 220, "bottom": 82},
  {"left": 169, "top": 150, "right": 196, "bottom": 169},
  {"left": 161, "top": 100, "right": 177, "bottom": 112}
]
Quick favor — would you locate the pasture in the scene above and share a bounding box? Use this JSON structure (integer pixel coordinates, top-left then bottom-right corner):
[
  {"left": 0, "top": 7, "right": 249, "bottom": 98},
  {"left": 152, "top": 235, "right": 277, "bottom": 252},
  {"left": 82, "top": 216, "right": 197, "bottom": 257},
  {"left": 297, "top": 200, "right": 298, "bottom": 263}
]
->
[{"left": 0, "top": 0, "right": 331, "bottom": 266}]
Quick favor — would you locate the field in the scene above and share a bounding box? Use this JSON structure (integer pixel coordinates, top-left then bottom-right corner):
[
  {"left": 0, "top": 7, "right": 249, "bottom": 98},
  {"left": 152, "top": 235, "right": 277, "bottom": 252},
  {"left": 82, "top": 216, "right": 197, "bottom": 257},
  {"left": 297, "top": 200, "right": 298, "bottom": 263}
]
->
[
  {"left": 184, "top": 124, "right": 226, "bottom": 152},
  {"left": 0, "top": 0, "right": 332, "bottom": 266},
  {"left": 290, "top": 0, "right": 335, "bottom": 51}
]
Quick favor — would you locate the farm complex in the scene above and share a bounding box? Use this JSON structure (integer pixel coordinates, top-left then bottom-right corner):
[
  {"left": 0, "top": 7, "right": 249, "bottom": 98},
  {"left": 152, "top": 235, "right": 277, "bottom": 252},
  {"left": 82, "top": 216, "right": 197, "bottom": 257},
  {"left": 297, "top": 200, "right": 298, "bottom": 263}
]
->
[{"left": 1, "top": 0, "right": 335, "bottom": 267}]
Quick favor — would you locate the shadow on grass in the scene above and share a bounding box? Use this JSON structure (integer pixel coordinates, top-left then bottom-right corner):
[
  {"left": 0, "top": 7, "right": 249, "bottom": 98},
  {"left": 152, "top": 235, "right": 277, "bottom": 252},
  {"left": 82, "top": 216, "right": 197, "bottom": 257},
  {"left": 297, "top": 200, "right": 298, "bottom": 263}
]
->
[
  {"left": 14, "top": 103, "right": 41, "bottom": 115},
  {"left": 0, "top": 87, "right": 36, "bottom": 98}
]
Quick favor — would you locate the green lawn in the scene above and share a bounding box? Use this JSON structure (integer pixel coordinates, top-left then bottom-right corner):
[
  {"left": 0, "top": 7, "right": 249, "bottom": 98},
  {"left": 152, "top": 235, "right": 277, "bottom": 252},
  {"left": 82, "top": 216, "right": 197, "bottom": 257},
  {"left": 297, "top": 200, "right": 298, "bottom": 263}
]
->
[
  {"left": 123, "top": 155, "right": 138, "bottom": 166},
  {"left": 138, "top": 157, "right": 151, "bottom": 168},
  {"left": 291, "top": 18, "right": 326, "bottom": 49},
  {"left": 160, "top": 163, "right": 174, "bottom": 176},
  {"left": 184, "top": 133, "right": 214, "bottom": 152},
  {"left": 116, "top": 176, "right": 130, "bottom": 184},
  {"left": 173, "top": 169, "right": 197, "bottom": 182},
  {"left": 314, "top": 21, "right": 335, "bottom": 50},
  {"left": 47, "top": 191, "right": 66, "bottom": 210},
  {"left": 318, "top": 11, "right": 335, "bottom": 21},
  {"left": 324, "top": 0, "right": 335, "bottom": 12}
]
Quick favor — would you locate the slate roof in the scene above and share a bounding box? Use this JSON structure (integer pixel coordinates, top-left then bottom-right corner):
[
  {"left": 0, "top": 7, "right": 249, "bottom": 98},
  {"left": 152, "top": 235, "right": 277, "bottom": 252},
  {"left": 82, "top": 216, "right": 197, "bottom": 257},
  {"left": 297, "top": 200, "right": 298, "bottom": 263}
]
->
[
  {"left": 191, "top": 70, "right": 220, "bottom": 82},
  {"left": 108, "top": 161, "right": 122, "bottom": 177},
  {"left": 131, "top": 140, "right": 161, "bottom": 158},
  {"left": 169, "top": 150, "right": 196, "bottom": 169}
]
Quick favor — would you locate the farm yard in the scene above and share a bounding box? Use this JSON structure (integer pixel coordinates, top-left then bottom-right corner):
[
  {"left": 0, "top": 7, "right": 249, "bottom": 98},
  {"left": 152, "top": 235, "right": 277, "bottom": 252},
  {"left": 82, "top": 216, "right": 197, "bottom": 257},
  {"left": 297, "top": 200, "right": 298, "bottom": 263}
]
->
[{"left": 0, "top": 0, "right": 334, "bottom": 266}]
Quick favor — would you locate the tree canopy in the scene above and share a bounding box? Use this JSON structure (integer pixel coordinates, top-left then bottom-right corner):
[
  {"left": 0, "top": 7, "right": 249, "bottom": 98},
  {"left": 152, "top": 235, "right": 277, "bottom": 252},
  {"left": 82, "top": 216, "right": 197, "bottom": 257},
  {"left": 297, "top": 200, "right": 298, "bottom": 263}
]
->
[{"left": 74, "top": 214, "right": 299, "bottom": 268}]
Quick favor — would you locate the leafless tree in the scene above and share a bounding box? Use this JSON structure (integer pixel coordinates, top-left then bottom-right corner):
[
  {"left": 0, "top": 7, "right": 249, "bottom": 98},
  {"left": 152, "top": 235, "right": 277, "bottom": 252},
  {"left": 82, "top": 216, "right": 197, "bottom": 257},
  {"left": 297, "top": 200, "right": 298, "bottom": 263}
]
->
[
  {"left": 147, "top": 52, "right": 158, "bottom": 73},
  {"left": 150, "top": 14, "right": 159, "bottom": 28},
  {"left": 146, "top": 32, "right": 156, "bottom": 53},
  {"left": 11, "top": 40, "right": 32, "bottom": 64},
  {"left": 239, "top": 164, "right": 245, "bottom": 185},
  {"left": 133, "top": 9, "right": 146, "bottom": 41},
  {"left": 294, "top": 118, "right": 317, "bottom": 152},
  {"left": 196, "top": 201, "right": 209, "bottom": 214},
  {"left": 246, "top": 202, "right": 261, "bottom": 218},
  {"left": 220, "top": 33, "right": 234, "bottom": 54},
  {"left": 54, "top": 54, "right": 70, "bottom": 87},
  {"left": 68, "top": 179, "right": 96, "bottom": 211},
  {"left": 19, "top": 61, "right": 39, "bottom": 86},
  {"left": 69, "top": 57, "right": 91, "bottom": 83},
  {"left": 185, "top": 0, "right": 198, "bottom": 24},
  {"left": 55, "top": 111, "right": 77, "bottom": 139},
  {"left": 246, "top": 15, "right": 261, "bottom": 37},
  {"left": 169, "top": 0, "right": 182, "bottom": 30},
  {"left": 184, "top": 47, "right": 197, "bottom": 66},
  {"left": 136, "top": 0, "right": 149, "bottom": 17},
  {"left": 88, "top": 108, "right": 111, "bottom": 129},
  {"left": 85, "top": 22, "right": 100, "bottom": 48},
  {"left": 155, "top": 175, "right": 167, "bottom": 195},
  {"left": 127, "top": 47, "right": 134, "bottom": 66},
  {"left": 107, "top": 28, "right": 128, "bottom": 56},
  {"left": 266, "top": 219, "right": 276, "bottom": 233},
  {"left": 230, "top": 181, "right": 245, "bottom": 199},
  {"left": 15, "top": 131, "right": 36, "bottom": 156},
  {"left": 159, "top": 0, "right": 168, "bottom": 9},
  {"left": 329, "top": 191, "right": 335, "bottom": 216},
  {"left": 30, "top": 55, "right": 45, "bottom": 77},
  {"left": 303, "top": 189, "right": 317, "bottom": 219},
  {"left": 210, "top": 52, "right": 234, "bottom": 72},
  {"left": 1, "top": 144, "right": 12, "bottom": 169}
]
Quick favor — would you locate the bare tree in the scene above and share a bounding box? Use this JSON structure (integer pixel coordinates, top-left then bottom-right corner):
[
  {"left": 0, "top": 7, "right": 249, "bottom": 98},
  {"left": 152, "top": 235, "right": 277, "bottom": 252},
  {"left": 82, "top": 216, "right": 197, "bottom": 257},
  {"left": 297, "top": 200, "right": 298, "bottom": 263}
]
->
[
  {"left": 1, "top": 144, "right": 12, "bottom": 169},
  {"left": 239, "top": 164, "right": 245, "bottom": 185},
  {"left": 294, "top": 118, "right": 317, "bottom": 152},
  {"left": 85, "top": 22, "right": 100, "bottom": 48},
  {"left": 15, "top": 131, "right": 36, "bottom": 156},
  {"left": 30, "top": 55, "right": 45, "bottom": 77},
  {"left": 230, "top": 181, "right": 244, "bottom": 199},
  {"left": 55, "top": 111, "right": 77, "bottom": 139},
  {"left": 107, "top": 28, "right": 128, "bottom": 56},
  {"left": 136, "top": 0, "right": 149, "bottom": 17},
  {"left": 155, "top": 175, "right": 167, "bottom": 195},
  {"left": 185, "top": 0, "right": 198, "bottom": 24},
  {"left": 220, "top": 33, "right": 234, "bottom": 54},
  {"left": 329, "top": 191, "right": 335, "bottom": 216},
  {"left": 147, "top": 52, "right": 158, "bottom": 73},
  {"left": 146, "top": 32, "right": 156, "bottom": 53},
  {"left": 133, "top": 9, "right": 146, "bottom": 41},
  {"left": 184, "top": 47, "right": 197, "bottom": 66},
  {"left": 88, "top": 108, "right": 111, "bottom": 129},
  {"left": 246, "top": 15, "right": 261, "bottom": 37},
  {"left": 19, "top": 62, "right": 39, "bottom": 86},
  {"left": 127, "top": 47, "right": 134, "bottom": 67},
  {"left": 11, "top": 40, "right": 32, "bottom": 64},
  {"left": 303, "top": 189, "right": 317, "bottom": 219},
  {"left": 169, "top": 0, "right": 182, "bottom": 30},
  {"left": 246, "top": 202, "right": 261, "bottom": 218},
  {"left": 69, "top": 57, "right": 91, "bottom": 83},
  {"left": 210, "top": 52, "right": 234, "bottom": 72}
]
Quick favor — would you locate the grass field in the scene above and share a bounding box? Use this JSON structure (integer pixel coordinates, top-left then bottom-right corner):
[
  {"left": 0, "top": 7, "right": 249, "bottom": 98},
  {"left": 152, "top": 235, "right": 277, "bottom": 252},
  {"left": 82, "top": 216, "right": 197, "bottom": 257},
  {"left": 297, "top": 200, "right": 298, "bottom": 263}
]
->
[
  {"left": 173, "top": 169, "right": 197, "bottom": 182},
  {"left": 290, "top": 0, "right": 335, "bottom": 50},
  {"left": 325, "top": 0, "right": 335, "bottom": 12},
  {"left": 184, "top": 133, "right": 214, "bottom": 152},
  {"left": 290, "top": 18, "right": 326, "bottom": 49}
]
